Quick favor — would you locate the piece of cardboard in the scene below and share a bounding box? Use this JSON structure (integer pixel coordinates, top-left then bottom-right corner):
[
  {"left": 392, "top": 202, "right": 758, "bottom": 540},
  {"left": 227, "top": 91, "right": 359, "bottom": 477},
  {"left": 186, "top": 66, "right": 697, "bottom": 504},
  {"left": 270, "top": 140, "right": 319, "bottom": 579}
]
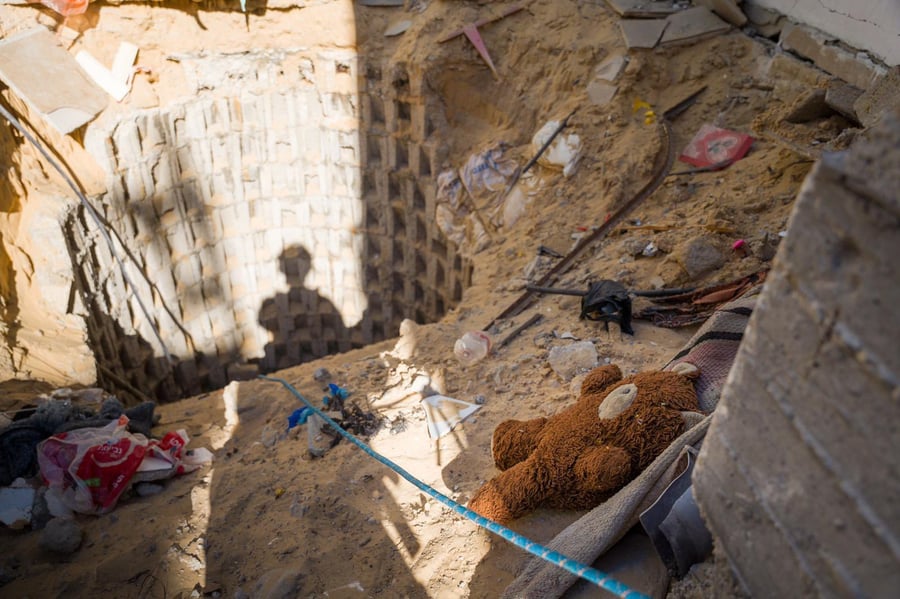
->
[
  {"left": 660, "top": 6, "right": 731, "bottom": 46},
  {"left": 421, "top": 395, "right": 481, "bottom": 439},
  {"left": 619, "top": 19, "right": 668, "bottom": 49},
  {"left": 0, "top": 28, "right": 107, "bottom": 134}
]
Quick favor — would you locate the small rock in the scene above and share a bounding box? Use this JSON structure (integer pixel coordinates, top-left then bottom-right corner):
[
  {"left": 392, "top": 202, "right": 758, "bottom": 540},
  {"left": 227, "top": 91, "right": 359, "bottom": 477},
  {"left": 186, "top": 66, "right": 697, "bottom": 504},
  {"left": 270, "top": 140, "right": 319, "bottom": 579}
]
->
[
  {"left": 784, "top": 89, "right": 831, "bottom": 124},
  {"left": 253, "top": 568, "right": 305, "bottom": 599},
  {"left": 313, "top": 368, "right": 331, "bottom": 382},
  {"left": 756, "top": 232, "right": 780, "bottom": 261},
  {"left": 40, "top": 517, "right": 83, "bottom": 554},
  {"left": 548, "top": 341, "right": 598, "bottom": 381},
  {"left": 684, "top": 238, "right": 725, "bottom": 279},
  {"left": 623, "top": 237, "right": 651, "bottom": 256}
]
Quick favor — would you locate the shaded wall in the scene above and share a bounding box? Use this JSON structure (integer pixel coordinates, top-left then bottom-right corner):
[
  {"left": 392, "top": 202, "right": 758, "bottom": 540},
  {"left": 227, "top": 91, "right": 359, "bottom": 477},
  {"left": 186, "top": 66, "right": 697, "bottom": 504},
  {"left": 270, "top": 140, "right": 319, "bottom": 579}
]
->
[
  {"left": 65, "top": 46, "right": 469, "bottom": 401},
  {"left": 693, "top": 111, "right": 900, "bottom": 596}
]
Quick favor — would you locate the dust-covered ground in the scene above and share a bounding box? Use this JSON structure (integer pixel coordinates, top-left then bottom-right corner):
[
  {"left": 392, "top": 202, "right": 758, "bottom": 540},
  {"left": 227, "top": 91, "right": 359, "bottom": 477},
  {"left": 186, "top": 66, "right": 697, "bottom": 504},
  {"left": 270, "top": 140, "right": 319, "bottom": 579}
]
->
[{"left": 0, "top": 0, "right": 852, "bottom": 596}]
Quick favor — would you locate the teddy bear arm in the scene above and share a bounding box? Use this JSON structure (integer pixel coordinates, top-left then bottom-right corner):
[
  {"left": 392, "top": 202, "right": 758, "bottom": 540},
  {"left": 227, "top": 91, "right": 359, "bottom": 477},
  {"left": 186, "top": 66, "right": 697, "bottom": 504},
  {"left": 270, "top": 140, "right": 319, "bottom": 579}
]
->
[
  {"left": 492, "top": 417, "right": 548, "bottom": 471},
  {"left": 572, "top": 445, "right": 633, "bottom": 495},
  {"left": 468, "top": 458, "right": 552, "bottom": 524}
]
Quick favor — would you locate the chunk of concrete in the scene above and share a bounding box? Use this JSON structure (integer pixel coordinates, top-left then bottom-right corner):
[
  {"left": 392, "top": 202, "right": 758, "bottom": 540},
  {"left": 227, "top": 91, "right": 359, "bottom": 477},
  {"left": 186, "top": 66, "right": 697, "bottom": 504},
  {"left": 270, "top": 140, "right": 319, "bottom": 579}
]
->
[
  {"left": 587, "top": 54, "right": 627, "bottom": 106},
  {"left": 784, "top": 88, "right": 831, "bottom": 124},
  {"left": 853, "top": 66, "right": 900, "bottom": 128},
  {"left": 0, "top": 28, "right": 107, "bottom": 134},
  {"left": 619, "top": 19, "right": 668, "bottom": 49},
  {"left": 780, "top": 23, "right": 886, "bottom": 91},
  {"left": 660, "top": 6, "right": 731, "bottom": 47},
  {"left": 743, "top": 3, "right": 785, "bottom": 37},
  {"left": 824, "top": 82, "right": 862, "bottom": 124},
  {"left": 693, "top": 0, "right": 747, "bottom": 27},
  {"left": 39, "top": 517, "right": 83, "bottom": 554}
]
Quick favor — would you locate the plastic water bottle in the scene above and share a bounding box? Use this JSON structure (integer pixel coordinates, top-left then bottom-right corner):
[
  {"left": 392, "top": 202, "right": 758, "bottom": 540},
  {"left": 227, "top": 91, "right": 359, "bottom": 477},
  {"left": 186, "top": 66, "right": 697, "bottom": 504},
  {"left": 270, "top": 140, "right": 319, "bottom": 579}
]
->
[{"left": 454, "top": 331, "right": 491, "bottom": 366}]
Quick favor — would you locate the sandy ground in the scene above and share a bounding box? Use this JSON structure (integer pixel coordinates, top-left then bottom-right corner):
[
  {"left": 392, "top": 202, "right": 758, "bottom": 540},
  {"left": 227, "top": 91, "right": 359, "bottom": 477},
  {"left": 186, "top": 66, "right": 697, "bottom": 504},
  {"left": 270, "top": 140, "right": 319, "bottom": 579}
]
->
[{"left": 0, "top": 0, "right": 852, "bottom": 597}]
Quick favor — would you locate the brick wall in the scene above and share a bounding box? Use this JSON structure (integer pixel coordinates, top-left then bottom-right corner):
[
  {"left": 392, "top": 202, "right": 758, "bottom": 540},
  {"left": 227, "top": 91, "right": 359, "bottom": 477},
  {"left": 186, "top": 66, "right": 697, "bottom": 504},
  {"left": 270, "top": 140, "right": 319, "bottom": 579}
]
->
[{"left": 692, "top": 112, "right": 900, "bottom": 596}]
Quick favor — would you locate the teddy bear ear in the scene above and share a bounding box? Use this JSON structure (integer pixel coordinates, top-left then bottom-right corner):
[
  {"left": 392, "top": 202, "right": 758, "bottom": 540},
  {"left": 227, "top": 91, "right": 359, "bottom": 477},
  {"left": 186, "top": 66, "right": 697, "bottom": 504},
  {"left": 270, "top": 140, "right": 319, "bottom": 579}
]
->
[{"left": 671, "top": 361, "right": 700, "bottom": 380}]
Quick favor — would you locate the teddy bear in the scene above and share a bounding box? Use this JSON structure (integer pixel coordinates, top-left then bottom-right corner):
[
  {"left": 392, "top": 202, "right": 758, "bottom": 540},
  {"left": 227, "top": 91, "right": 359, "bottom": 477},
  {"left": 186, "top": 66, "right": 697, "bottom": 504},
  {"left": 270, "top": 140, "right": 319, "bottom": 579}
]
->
[{"left": 467, "top": 362, "right": 701, "bottom": 523}]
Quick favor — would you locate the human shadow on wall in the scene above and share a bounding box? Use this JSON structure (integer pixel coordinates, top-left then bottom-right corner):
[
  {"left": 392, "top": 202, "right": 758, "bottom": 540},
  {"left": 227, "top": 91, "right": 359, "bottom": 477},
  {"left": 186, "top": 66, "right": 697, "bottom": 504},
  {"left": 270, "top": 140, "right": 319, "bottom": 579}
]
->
[{"left": 257, "top": 244, "right": 361, "bottom": 373}]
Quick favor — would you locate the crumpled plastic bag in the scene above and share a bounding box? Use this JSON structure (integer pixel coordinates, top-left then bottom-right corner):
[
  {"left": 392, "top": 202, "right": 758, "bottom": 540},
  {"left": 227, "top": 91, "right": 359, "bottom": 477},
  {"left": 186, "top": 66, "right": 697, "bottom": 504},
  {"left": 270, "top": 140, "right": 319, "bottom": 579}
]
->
[
  {"left": 434, "top": 143, "right": 528, "bottom": 255},
  {"left": 459, "top": 144, "right": 518, "bottom": 207},
  {"left": 532, "top": 120, "right": 582, "bottom": 177},
  {"left": 37, "top": 415, "right": 212, "bottom": 515}
]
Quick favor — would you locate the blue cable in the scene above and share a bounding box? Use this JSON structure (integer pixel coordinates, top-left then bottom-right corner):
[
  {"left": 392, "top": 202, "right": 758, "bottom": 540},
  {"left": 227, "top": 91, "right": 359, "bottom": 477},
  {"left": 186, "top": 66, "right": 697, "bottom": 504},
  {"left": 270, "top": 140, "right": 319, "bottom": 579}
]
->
[{"left": 260, "top": 375, "right": 650, "bottom": 599}]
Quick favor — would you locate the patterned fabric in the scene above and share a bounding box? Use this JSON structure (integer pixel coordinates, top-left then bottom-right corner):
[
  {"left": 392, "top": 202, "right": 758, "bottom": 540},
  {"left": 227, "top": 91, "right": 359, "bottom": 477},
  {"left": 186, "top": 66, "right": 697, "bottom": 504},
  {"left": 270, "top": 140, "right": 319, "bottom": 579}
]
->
[{"left": 664, "top": 294, "right": 758, "bottom": 412}]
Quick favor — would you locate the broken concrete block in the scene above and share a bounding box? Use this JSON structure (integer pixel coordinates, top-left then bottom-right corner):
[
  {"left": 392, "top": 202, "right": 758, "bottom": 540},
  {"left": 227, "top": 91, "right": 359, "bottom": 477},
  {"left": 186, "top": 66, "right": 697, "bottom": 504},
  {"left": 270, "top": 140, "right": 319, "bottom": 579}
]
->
[
  {"left": 784, "top": 88, "right": 831, "bottom": 123},
  {"left": 587, "top": 54, "right": 627, "bottom": 106},
  {"left": 853, "top": 66, "right": 900, "bottom": 128},
  {"left": 743, "top": 3, "right": 785, "bottom": 37},
  {"left": 694, "top": 0, "right": 747, "bottom": 27},
  {"left": 660, "top": 6, "right": 731, "bottom": 47},
  {"left": 619, "top": 19, "right": 668, "bottom": 49},
  {"left": 824, "top": 82, "right": 862, "bottom": 124},
  {"left": 780, "top": 22, "right": 886, "bottom": 91},
  {"left": 0, "top": 28, "right": 107, "bottom": 134}
]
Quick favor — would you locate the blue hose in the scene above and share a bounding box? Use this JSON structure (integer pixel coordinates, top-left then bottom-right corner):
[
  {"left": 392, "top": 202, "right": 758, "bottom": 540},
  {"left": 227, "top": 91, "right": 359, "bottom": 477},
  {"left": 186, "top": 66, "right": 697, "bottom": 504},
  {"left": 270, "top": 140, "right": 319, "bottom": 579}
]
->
[{"left": 260, "top": 375, "right": 649, "bottom": 599}]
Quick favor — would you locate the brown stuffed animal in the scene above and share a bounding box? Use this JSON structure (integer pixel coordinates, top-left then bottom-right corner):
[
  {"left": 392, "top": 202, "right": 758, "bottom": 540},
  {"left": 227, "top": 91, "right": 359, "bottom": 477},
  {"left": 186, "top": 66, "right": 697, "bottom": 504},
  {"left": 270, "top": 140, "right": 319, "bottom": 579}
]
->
[{"left": 468, "top": 362, "right": 701, "bottom": 523}]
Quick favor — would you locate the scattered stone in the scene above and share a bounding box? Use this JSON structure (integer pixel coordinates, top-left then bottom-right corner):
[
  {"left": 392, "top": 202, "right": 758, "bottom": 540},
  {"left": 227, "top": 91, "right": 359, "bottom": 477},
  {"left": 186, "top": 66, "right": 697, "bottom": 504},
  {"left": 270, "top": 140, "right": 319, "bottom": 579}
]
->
[
  {"left": 756, "top": 232, "right": 780, "bottom": 262},
  {"left": 660, "top": 6, "right": 731, "bottom": 47},
  {"left": 743, "top": 3, "right": 784, "bottom": 37},
  {"left": 313, "top": 367, "right": 331, "bottom": 382},
  {"left": 683, "top": 238, "right": 725, "bottom": 279},
  {"left": 694, "top": 0, "right": 747, "bottom": 27},
  {"left": 587, "top": 54, "right": 627, "bottom": 106},
  {"left": 134, "top": 482, "right": 165, "bottom": 497},
  {"left": 39, "top": 517, "right": 83, "bottom": 554},
  {"left": 853, "top": 66, "right": 900, "bottom": 128},
  {"left": 619, "top": 19, "right": 668, "bottom": 49},
  {"left": 0, "top": 28, "right": 108, "bottom": 134},
  {"left": 784, "top": 88, "right": 831, "bottom": 124},
  {"left": 385, "top": 20, "right": 412, "bottom": 37},
  {"left": 825, "top": 82, "right": 863, "bottom": 124},
  {"left": 252, "top": 567, "right": 305, "bottom": 599},
  {"left": 548, "top": 341, "right": 598, "bottom": 381},
  {"left": 623, "top": 237, "right": 652, "bottom": 257}
]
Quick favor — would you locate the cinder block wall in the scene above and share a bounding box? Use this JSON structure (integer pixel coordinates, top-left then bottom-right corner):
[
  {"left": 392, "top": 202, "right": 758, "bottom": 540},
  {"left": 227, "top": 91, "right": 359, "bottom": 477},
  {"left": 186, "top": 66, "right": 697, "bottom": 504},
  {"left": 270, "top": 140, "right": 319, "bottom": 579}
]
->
[
  {"left": 692, "top": 112, "right": 900, "bottom": 596},
  {"left": 65, "top": 49, "right": 469, "bottom": 401}
]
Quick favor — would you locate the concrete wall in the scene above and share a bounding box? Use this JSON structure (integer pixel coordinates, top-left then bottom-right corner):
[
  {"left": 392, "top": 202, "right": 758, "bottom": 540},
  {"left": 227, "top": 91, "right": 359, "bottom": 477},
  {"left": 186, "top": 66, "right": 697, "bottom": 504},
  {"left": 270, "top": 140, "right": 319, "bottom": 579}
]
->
[
  {"left": 692, "top": 111, "right": 900, "bottom": 596},
  {"left": 57, "top": 48, "right": 469, "bottom": 401},
  {"left": 748, "top": 0, "right": 900, "bottom": 66}
]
